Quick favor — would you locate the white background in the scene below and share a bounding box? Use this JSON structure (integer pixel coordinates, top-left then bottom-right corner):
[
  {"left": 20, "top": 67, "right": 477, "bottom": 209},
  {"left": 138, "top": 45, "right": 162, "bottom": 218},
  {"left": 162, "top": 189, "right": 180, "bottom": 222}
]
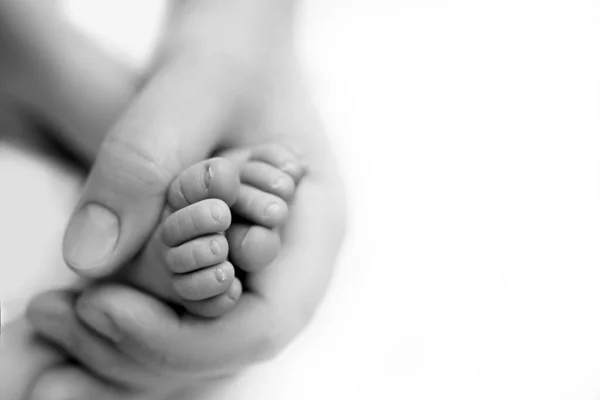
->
[{"left": 3, "top": 1, "right": 600, "bottom": 399}]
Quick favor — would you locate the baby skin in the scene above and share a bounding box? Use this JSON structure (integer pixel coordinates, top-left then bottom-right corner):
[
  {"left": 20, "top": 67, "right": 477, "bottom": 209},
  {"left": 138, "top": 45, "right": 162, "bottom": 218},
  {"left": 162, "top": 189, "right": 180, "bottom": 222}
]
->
[{"left": 118, "top": 143, "right": 305, "bottom": 317}]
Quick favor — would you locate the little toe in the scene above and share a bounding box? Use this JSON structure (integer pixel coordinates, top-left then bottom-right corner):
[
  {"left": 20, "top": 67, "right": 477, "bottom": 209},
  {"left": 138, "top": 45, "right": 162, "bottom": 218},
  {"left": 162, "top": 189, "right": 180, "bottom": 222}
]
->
[
  {"left": 241, "top": 161, "right": 296, "bottom": 201},
  {"left": 183, "top": 278, "right": 242, "bottom": 318},
  {"left": 168, "top": 157, "right": 240, "bottom": 211},
  {"left": 233, "top": 185, "right": 288, "bottom": 228},
  {"left": 162, "top": 199, "right": 231, "bottom": 247},
  {"left": 250, "top": 143, "right": 307, "bottom": 183},
  {"left": 227, "top": 224, "right": 281, "bottom": 273},
  {"left": 166, "top": 234, "right": 228, "bottom": 274},
  {"left": 172, "top": 262, "right": 235, "bottom": 301}
]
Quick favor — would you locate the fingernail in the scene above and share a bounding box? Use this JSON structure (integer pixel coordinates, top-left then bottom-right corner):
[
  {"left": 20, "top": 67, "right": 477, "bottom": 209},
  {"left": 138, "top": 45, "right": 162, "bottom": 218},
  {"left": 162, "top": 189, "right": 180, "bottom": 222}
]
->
[
  {"left": 30, "top": 379, "right": 74, "bottom": 400},
  {"left": 31, "top": 312, "right": 64, "bottom": 339},
  {"left": 210, "top": 203, "right": 223, "bottom": 221},
  {"left": 63, "top": 204, "right": 119, "bottom": 271},
  {"left": 263, "top": 203, "right": 280, "bottom": 218},
  {"left": 78, "top": 302, "right": 122, "bottom": 343}
]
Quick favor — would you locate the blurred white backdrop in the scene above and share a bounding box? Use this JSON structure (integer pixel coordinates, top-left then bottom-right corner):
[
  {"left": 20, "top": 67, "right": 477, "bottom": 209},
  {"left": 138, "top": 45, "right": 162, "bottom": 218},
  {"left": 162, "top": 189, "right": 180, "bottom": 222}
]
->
[{"left": 3, "top": 0, "right": 600, "bottom": 399}]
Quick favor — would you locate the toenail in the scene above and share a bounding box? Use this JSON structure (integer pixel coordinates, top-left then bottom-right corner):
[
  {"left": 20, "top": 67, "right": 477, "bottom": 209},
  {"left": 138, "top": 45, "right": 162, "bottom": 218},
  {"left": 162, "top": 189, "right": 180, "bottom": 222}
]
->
[
  {"left": 210, "top": 203, "right": 223, "bottom": 221},
  {"left": 270, "top": 176, "right": 288, "bottom": 190},
  {"left": 202, "top": 165, "right": 213, "bottom": 190},
  {"left": 226, "top": 285, "right": 240, "bottom": 301},
  {"left": 214, "top": 268, "right": 227, "bottom": 283},
  {"left": 263, "top": 203, "right": 280, "bottom": 218},
  {"left": 281, "top": 162, "right": 297, "bottom": 175},
  {"left": 209, "top": 239, "right": 220, "bottom": 256},
  {"left": 300, "top": 157, "right": 309, "bottom": 171}
]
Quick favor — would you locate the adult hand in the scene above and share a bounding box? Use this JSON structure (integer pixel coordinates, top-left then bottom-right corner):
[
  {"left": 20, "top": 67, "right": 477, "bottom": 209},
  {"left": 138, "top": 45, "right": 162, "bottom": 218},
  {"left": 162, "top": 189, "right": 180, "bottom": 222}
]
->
[
  {"left": 28, "top": 66, "right": 347, "bottom": 398},
  {"left": 58, "top": 0, "right": 296, "bottom": 278},
  {"left": 0, "top": 319, "right": 66, "bottom": 400},
  {"left": 22, "top": 0, "right": 347, "bottom": 398}
]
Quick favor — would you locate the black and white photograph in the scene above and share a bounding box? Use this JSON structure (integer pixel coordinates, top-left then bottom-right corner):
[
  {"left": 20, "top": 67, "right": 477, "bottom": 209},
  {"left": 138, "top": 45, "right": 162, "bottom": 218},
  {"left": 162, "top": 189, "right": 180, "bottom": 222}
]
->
[{"left": 1, "top": 1, "right": 599, "bottom": 399}]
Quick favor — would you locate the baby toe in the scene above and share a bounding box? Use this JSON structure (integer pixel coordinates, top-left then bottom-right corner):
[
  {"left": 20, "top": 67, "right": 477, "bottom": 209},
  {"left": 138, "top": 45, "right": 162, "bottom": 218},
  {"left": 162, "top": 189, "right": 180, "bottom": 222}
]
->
[
  {"left": 162, "top": 199, "right": 231, "bottom": 247},
  {"left": 227, "top": 224, "right": 281, "bottom": 273},
  {"left": 233, "top": 185, "right": 288, "bottom": 228},
  {"left": 172, "top": 262, "right": 235, "bottom": 301},
  {"left": 166, "top": 234, "right": 228, "bottom": 274},
  {"left": 168, "top": 158, "right": 240, "bottom": 211},
  {"left": 250, "top": 143, "right": 306, "bottom": 183},
  {"left": 241, "top": 161, "right": 296, "bottom": 201},
  {"left": 183, "top": 278, "right": 242, "bottom": 318}
]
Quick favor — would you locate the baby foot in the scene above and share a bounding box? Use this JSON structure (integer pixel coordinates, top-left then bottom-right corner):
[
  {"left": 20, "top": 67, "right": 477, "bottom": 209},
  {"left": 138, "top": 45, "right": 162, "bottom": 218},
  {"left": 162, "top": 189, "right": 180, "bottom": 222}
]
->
[
  {"left": 120, "top": 157, "right": 242, "bottom": 318},
  {"left": 119, "top": 144, "right": 306, "bottom": 318},
  {"left": 224, "top": 143, "right": 306, "bottom": 275}
]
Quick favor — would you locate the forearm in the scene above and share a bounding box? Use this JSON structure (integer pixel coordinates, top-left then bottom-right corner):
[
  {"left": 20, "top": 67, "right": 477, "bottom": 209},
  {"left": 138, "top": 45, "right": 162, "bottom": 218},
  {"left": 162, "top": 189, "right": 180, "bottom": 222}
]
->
[
  {"left": 0, "top": 0, "right": 301, "bottom": 163},
  {"left": 0, "top": 0, "right": 137, "bottom": 162}
]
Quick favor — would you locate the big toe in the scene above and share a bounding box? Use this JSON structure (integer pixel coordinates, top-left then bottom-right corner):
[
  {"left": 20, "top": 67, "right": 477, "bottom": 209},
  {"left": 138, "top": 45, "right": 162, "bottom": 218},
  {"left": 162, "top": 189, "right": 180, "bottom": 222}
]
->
[
  {"left": 168, "top": 157, "right": 240, "bottom": 211},
  {"left": 227, "top": 224, "right": 281, "bottom": 273}
]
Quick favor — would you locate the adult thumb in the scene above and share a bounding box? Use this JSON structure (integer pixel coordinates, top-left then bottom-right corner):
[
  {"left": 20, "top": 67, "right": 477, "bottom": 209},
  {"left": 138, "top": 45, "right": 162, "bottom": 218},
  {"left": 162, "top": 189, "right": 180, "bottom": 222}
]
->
[
  {"left": 63, "top": 53, "right": 234, "bottom": 278},
  {"left": 62, "top": 132, "right": 174, "bottom": 278}
]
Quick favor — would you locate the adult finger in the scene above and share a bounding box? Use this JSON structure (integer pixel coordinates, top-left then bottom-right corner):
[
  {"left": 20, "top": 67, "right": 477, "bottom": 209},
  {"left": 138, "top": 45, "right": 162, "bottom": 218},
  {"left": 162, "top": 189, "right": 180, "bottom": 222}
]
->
[
  {"left": 72, "top": 284, "right": 230, "bottom": 372},
  {"left": 26, "top": 290, "right": 167, "bottom": 391},
  {"left": 62, "top": 26, "right": 245, "bottom": 279},
  {"left": 28, "top": 366, "right": 139, "bottom": 400},
  {"left": 73, "top": 79, "right": 348, "bottom": 373},
  {"left": 29, "top": 365, "right": 216, "bottom": 400},
  {"left": 0, "top": 319, "right": 64, "bottom": 400},
  {"left": 74, "top": 175, "right": 346, "bottom": 375}
]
